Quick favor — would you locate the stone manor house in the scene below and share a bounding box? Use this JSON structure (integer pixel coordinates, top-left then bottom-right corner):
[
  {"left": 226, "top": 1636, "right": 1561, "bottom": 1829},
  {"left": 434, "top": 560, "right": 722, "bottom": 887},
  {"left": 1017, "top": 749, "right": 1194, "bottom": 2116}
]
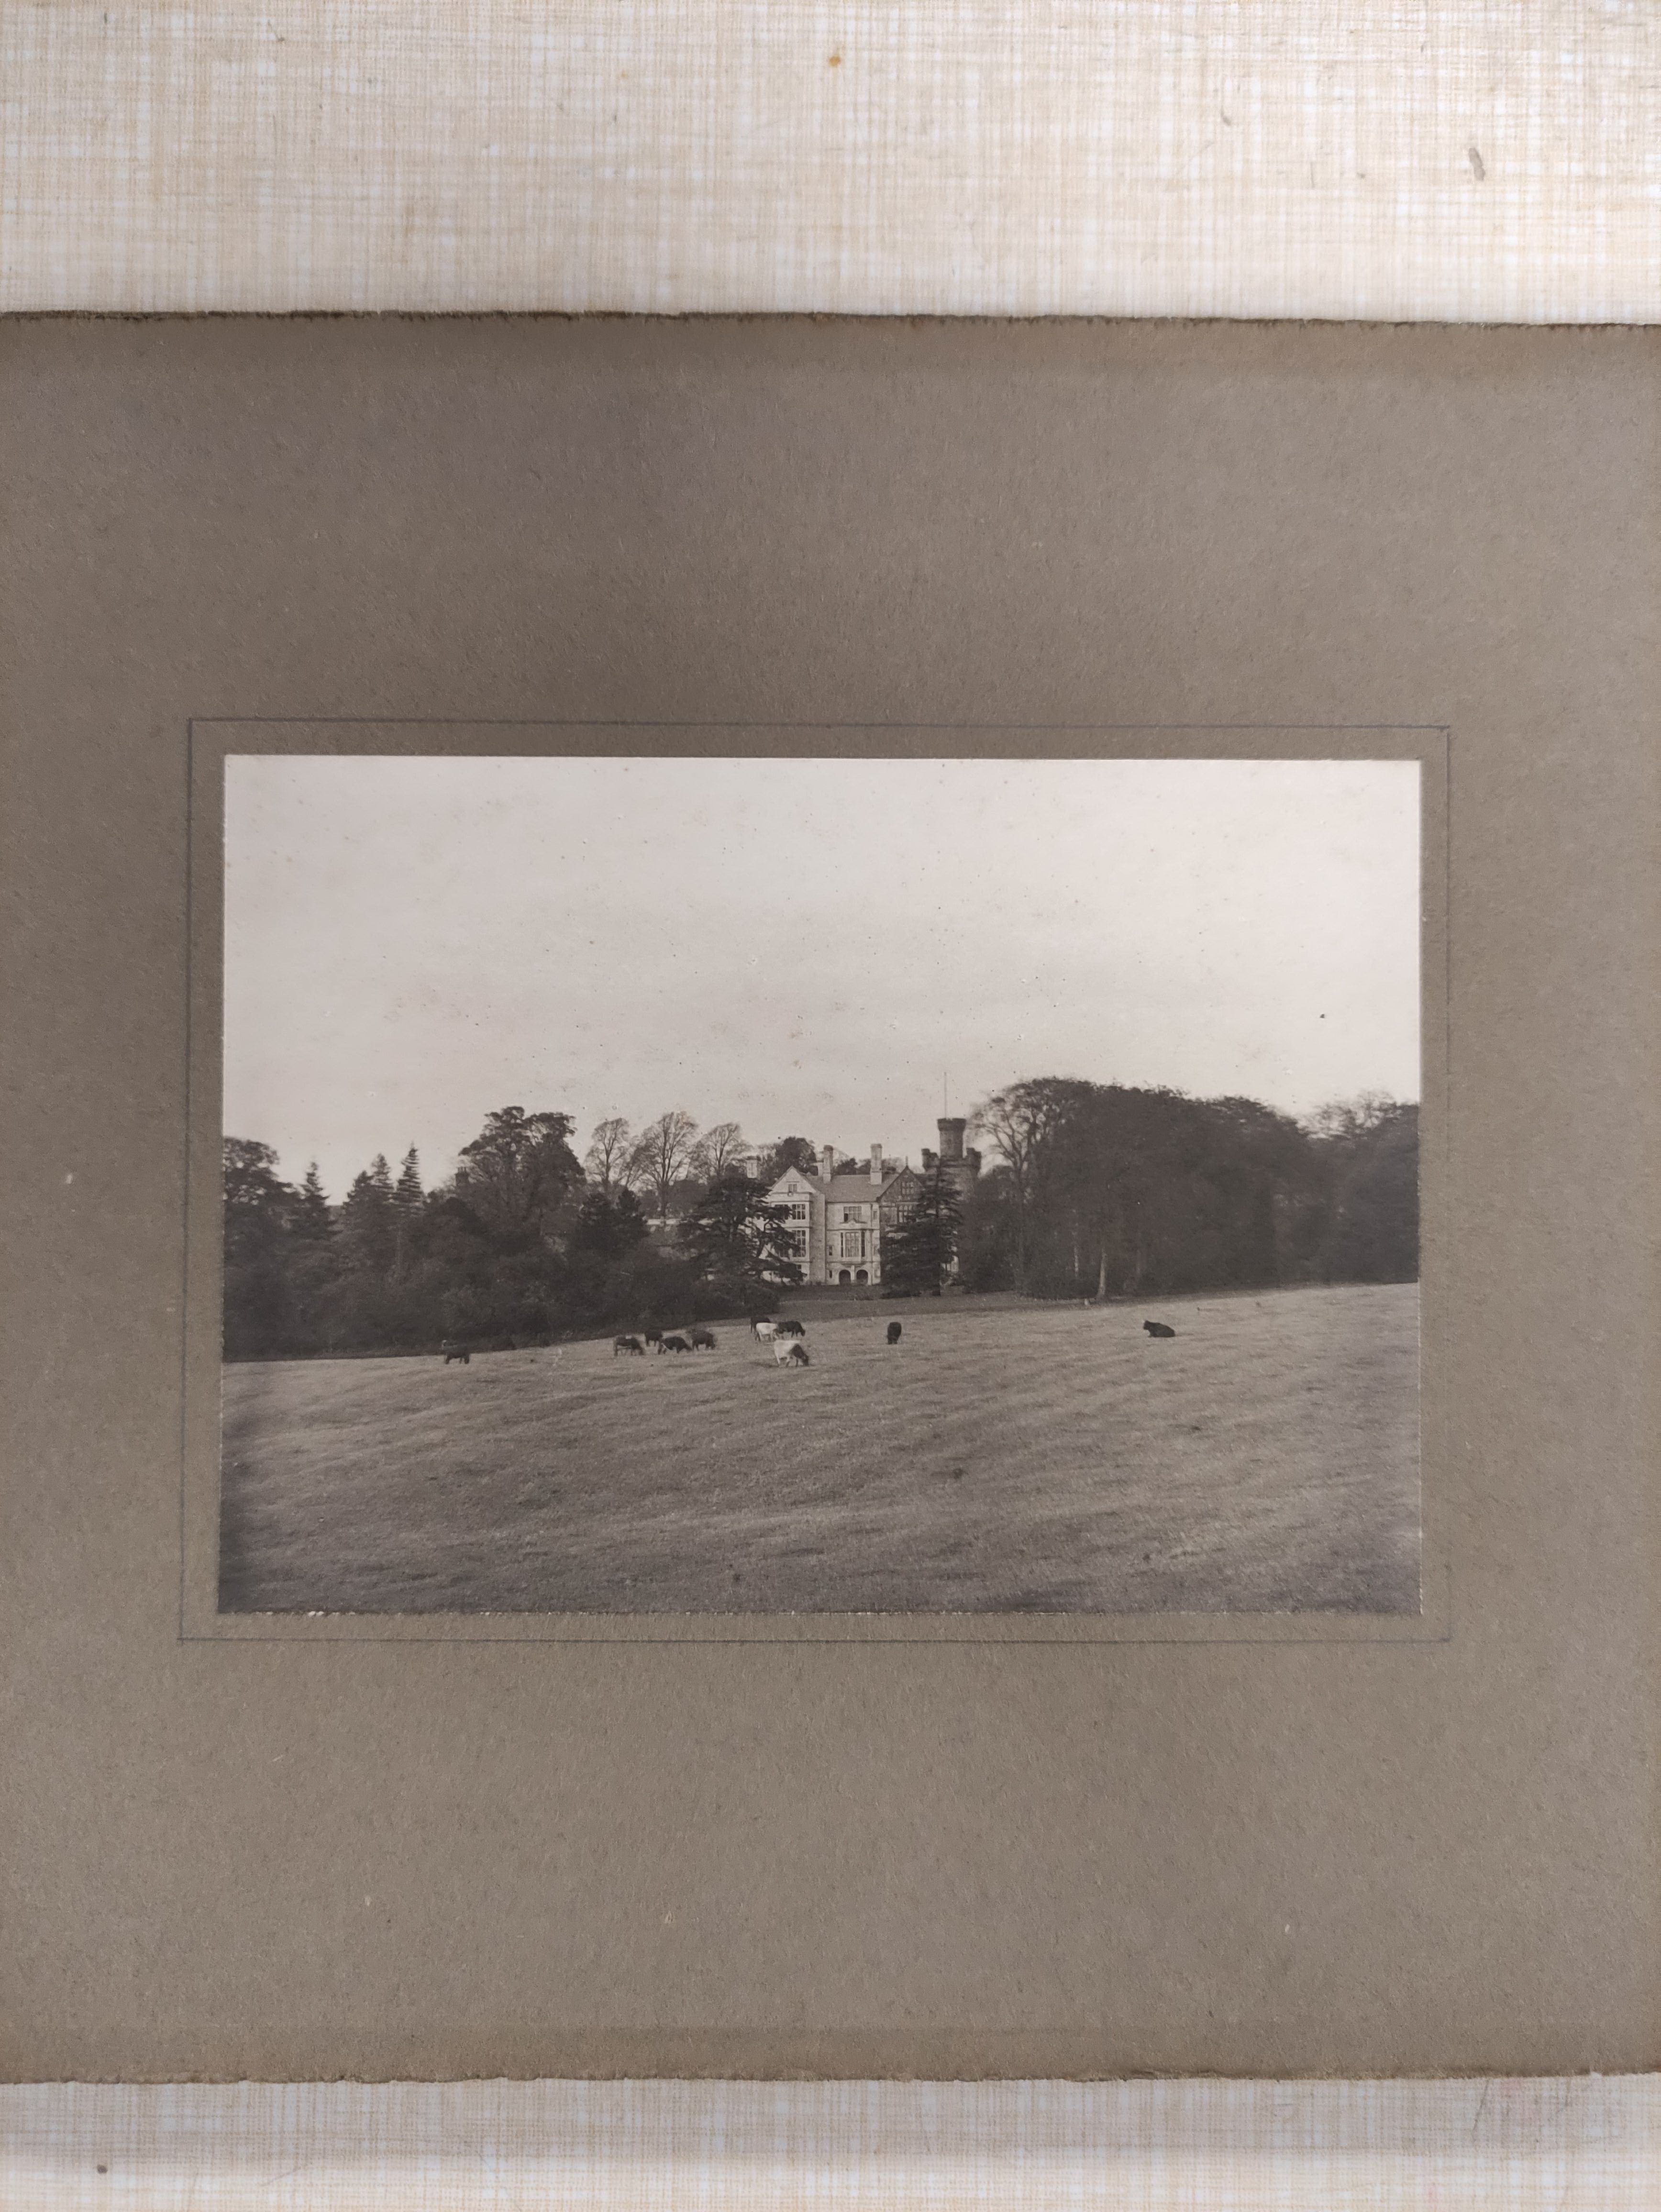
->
[{"left": 763, "top": 1118, "right": 981, "bottom": 1286}]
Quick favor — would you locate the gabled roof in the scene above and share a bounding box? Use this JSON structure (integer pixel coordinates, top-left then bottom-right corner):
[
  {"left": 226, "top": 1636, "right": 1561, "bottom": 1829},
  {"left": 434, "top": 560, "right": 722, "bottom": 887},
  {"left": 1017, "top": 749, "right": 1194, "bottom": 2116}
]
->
[
  {"left": 821, "top": 1167, "right": 918, "bottom": 1202},
  {"left": 765, "top": 1162, "right": 922, "bottom": 1202}
]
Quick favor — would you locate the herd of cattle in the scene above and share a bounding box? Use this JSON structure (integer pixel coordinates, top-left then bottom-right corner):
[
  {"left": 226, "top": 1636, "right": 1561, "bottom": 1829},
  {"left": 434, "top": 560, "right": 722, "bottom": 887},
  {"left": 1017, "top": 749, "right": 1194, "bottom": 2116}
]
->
[
  {"left": 602, "top": 1316, "right": 908, "bottom": 1369},
  {"left": 439, "top": 1312, "right": 1176, "bottom": 1368},
  {"left": 438, "top": 1317, "right": 906, "bottom": 1369},
  {"left": 605, "top": 1315, "right": 870, "bottom": 1369},
  {"left": 610, "top": 1325, "right": 721, "bottom": 1358}
]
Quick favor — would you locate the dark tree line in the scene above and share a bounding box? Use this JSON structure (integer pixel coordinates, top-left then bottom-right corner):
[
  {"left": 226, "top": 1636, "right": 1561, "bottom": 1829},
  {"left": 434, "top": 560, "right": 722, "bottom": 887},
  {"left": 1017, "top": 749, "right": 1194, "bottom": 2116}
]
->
[
  {"left": 222, "top": 1106, "right": 812, "bottom": 1360},
  {"left": 224, "top": 1084, "right": 1417, "bottom": 1360},
  {"left": 959, "top": 1080, "right": 1417, "bottom": 1300}
]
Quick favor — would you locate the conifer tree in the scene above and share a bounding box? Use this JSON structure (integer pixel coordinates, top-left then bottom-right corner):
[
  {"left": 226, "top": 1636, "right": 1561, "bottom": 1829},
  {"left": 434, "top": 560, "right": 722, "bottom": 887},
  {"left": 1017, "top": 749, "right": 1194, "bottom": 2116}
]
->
[
  {"left": 340, "top": 1155, "right": 398, "bottom": 1272},
  {"left": 292, "top": 1162, "right": 334, "bottom": 1241},
  {"left": 390, "top": 1148, "right": 424, "bottom": 1275},
  {"left": 678, "top": 1172, "right": 803, "bottom": 1298},
  {"left": 880, "top": 1163, "right": 964, "bottom": 1294}
]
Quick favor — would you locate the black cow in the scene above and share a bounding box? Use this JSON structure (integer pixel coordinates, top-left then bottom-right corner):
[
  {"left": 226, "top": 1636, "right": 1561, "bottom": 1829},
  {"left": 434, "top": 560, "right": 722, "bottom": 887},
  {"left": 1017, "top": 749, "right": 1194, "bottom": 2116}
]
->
[
  {"left": 775, "top": 1318, "right": 806, "bottom": 1338},
  {"left": 886, "top": 1321, "right": 902, "bottom": 1346},
  {"left": 688, "top": 1328, "right": 717, "bottom": 1350},
  {"left": 440, "top": 1340, "right": 471, "bottom": 1365},
  {"left": 660, "top": 1334, "right": 692, "bottom": 1354},
  {"left": 612, "top": 1334, "right": 645, "bottom": 1358},
  {"left": 644, "top": 1327, "right": 663, "bottom": 1349},
  {"left": 1142, "top": 1320, "right": 1177, "bottom": 1339}
]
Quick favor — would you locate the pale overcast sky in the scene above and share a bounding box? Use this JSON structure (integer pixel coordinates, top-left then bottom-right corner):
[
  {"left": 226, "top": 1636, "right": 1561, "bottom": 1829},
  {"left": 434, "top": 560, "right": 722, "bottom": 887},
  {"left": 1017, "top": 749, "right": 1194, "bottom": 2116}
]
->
[{"left": 223, "top": 755, "right": 1420, "bottom": 1201}]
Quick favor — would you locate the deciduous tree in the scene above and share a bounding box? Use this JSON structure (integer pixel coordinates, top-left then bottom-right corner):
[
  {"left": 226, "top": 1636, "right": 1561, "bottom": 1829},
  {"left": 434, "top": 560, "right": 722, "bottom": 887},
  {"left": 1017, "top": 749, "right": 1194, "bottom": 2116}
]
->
[
  {"left": 758, "top": 1135, "right": 818, "bottom": 1183},
  {"left": 690, "top": 1120, "right": 747, "bottom": 1184},
  {"left": 628, "top": 1110, "right": 700, "bottom": 1220},
  {"left": 222, "top": 1137, "right": 294, "bottom": 1241},
  {"left": 455, "top": 1106, "right": 582, "bottom": 1241},
  {"left": 221, "top": 1138, "right": 299, "bottom": 1357},
  {"left": 585, "top": 1117, "right": 635, "bottom": 1190},
  {"left": 1307, "top": 1097, "right": 1419, "bottom": 1283}
]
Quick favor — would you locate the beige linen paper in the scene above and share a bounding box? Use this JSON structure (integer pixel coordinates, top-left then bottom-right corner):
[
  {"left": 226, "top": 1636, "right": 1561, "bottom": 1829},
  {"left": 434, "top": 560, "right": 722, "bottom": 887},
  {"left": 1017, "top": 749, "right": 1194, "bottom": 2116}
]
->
[
  {"left": 0, "top": 316, "right": 1656, "bottom": 2082},
  {"left": 2, "top": 1, "right": 1657, "bottom": 318},
  {"left": 5, "top": 2079, "right": 1661, "bottom": 2209}
]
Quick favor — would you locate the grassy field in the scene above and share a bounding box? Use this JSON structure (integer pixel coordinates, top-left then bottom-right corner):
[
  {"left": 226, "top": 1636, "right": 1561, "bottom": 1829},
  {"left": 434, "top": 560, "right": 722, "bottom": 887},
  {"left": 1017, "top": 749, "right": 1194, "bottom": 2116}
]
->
[{"left": 218, "top": 1281, "right": 1419, "bottom": 1615}]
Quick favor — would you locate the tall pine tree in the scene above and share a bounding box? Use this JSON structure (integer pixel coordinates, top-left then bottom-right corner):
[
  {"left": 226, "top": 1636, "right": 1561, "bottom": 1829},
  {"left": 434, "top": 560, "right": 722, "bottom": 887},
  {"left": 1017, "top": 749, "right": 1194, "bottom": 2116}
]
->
[
  {"left": 394, "top": 1147, "right": 423, "bottom": 1210},
  {"left": 391, "top": 1147, "right": 424, "bottom": 1276},
  {"left": 292, "top": 1162, "right": 334, "bottom": 1242},
  {"left": 340, "top": 1154, "right": 397, "bottom": 1273},
  {"left": 880, "top": 1164, "right": 963, "bottom": 1294}
]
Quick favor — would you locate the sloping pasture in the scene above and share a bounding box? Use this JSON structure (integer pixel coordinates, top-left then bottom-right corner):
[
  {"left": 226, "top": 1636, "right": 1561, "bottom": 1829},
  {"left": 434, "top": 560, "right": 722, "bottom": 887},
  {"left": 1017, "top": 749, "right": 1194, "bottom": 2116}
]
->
[{"left": 219, "top": 1282, "right": 1418, "bottom": 1615}]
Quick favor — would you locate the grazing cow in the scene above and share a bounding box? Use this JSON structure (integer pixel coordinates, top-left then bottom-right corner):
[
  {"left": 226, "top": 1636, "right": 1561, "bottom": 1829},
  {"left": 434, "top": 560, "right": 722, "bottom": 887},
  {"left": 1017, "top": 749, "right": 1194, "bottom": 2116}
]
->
[
  {"left": 751, "top": 1318, "right": 778, "bottom": 1341},
  {"left": 688, "top": 1328, "right": 716, "bottom": 1351},
  {"left": 660, "top": 1333, "right": 692, "bottom": 1354},
  {"left": 644, "top": 1327, "right": 663, "bottom": 1349},
  {"left": 440, "top": 1340, "right": 471, "bottom": 1365},
  {"left": 612, "top": 1334, "right": 645, "bottom": 1358},
  {"left": 775, "top": 1318, "right": 806, "bottom": 1338},
  {"left": 886, "top": 1321, "right": 902, "bottom": 1346},
  {"left": 1142, "top": 1320, "right": 1177, "bottom": 1339},
  {"left": 772, "top": 1338, "right": 810, "bottom": 1367}
]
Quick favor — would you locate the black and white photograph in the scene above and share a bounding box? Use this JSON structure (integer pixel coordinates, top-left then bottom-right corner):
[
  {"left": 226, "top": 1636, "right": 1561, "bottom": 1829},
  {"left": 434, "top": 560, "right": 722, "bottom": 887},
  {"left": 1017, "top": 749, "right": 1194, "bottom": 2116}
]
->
[{"left": 218, "top": 752, "right": 1421, "bottom": 1616}]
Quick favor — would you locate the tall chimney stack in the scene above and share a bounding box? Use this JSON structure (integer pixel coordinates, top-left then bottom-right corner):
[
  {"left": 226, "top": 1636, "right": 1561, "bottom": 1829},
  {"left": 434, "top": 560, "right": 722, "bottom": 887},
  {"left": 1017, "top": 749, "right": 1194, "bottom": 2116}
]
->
[
  {"left": 820, "top": 1141, "right": 838, "bottom": 1183},
  {"left": 870, "top": 1143, "right": 884, "bottom": 1186}
]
